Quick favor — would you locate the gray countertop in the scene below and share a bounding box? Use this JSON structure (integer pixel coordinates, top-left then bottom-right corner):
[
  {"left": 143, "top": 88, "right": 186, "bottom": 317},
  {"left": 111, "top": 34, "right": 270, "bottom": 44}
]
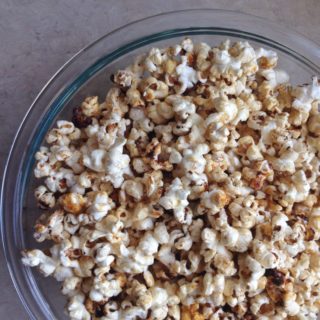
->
[{"left": 1, "top": 0, "right": 319, "bottom": 318}]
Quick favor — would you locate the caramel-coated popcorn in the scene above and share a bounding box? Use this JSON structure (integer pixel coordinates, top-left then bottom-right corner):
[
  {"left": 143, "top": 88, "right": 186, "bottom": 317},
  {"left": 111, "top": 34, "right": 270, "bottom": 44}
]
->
[{"left": 22, "top": 39, "right": 320, "bottom": 320}]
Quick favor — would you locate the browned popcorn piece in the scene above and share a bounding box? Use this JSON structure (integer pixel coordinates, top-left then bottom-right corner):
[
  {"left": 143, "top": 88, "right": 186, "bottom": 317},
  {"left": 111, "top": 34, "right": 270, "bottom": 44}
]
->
[
  {"left": 72, "top": 106, "right": 92, "bottom": 128},
  {"left": 60, "top": 192, "right": 86, "bottom": 214}
]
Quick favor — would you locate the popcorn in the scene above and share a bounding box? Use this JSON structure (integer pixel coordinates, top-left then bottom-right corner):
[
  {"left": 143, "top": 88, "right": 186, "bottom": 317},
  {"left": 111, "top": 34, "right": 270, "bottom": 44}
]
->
[
  {"left": 115, "top": 245, "right": 155, "bottom": 274},
  {"left": 195, "top": 42, "right": 211, "bottom": 70},
  {"left": 259, "top": 69, "right": 289, "bottom": 88},
  {"left": 149, "top": 286, "right": 169, "bottom": 319},
  {"left": 34, "top": 185, "right": 56, "bottom": 208},
  {"left": 144, "top": 47, "right": 163, "bottom": 72},
  {"left": 138, "top": 232, "right": 159, "bottom": 255},
  {"left": 169, "top": 148, "right": 182, "bottom": 164},
  {"left": 256, "top": 47, "right": 278, "bottom": 70},
  {"left": 213, "top": 250, "right": 237, "bottom": 276},
  {"left": 80, "top": 96, "right": 100, "bottom": 117},
  {"left": 23, "top": 38, "right": 320, "bottom": 320},
  {"left": 45, "top": 168, "right": 76, "bottom": 193},
  {"left": 126, "top": 127, "right": 148, "bottom": 157},
  {"left": 198, "top": 188, "right": 229, "bottom": 215},
  {"left": 94, "top": 214, "right": 126, "bottom": 243},
  {"left": 60, "top": 192, "right": 86, "bottom": 214},
  {"left": 140, "top": 77, "right": 169, "bottom": 101},
  {"left": 89, "top": 273, "right": 125, "bottom": 302},
  {"left": 159, "top": 178, "right": 191, "bottom": 224},
  {"left": 47, "top": 120, "right": 80, "bottom": 146},
  {"left": 292, "top": 76, "right": 320, "bottom": 113},
  {"left": 22, "top": 249, "right": 57, "bottom": 276},
  {"left": 176, "top": 56, "right": 198, "bottom": 93},
  {"left": 61, "top": 276, "right": 81, "bottom": 296},
  {"left": 94, "top": 243, "right": 114, "bottom": 274},
  {"left": 250, "top": 294, "right": 271, "bottom": 316},
  {"left": 203, "top": 272, "right": 225, "bottom": 296},
  {"left": 283, "top": 292, "right": 300, "bottom": 316},
  {"left": 105, "top": 138, "right": 132, "bottom": 188},
  {"left": 240, "top": 255, "right": 265, "bottom": 292},
  {"left": 147, "top": 100, "right": 174, "bottom": 125},
  {"left": 34, "top": 209, "right": 65, "bottom": 242},
  {"left": 221, "top": 226, "right": 252, "bottom": 252},
  {"left": 252, "top": 240, "right": 279, "bottom": 269},
  {"left": 113, "top": 69, "right": 134, "bottom": 87},
  {"left": 180, "top": 144, "right": 209, "bottom": 175},
  {"left": 121, "top": 179, "right": 144, "bottom": 202},
  {"left": 88, "top": 191, "right": 114, "bottom": 220},
  {"left": 129, "top": 107, "right": 153, "bottom": 132},
  {"left": 67, "top": 293, "right": 91, "bottom": 320},
  {"left": 153, "top": 223, "right": 170, "bottom": 244},
  {"left": 166, "top": 95, "right": 196, "bottom": 120},
  {"left": 65, "top": 149, "right": 84, "bottom": 174}
]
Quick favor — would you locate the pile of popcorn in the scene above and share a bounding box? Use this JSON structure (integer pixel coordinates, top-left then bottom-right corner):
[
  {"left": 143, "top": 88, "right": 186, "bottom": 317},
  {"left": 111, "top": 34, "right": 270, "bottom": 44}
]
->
[{"left": 22, "top": 38, "right": 320, "bottom": 320}]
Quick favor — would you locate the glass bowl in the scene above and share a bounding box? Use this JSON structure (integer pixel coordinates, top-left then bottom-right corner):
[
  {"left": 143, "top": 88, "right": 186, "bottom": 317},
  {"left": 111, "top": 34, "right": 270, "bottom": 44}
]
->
[{"left": 1, "top": 9, "right": 320, "bottom": 320}]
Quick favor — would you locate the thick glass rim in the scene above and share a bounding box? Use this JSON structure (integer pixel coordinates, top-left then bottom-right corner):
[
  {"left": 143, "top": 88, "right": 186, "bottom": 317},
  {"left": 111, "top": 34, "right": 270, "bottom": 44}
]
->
[{"left": 1, "top": 9, "right": 320, "bottom": 319}]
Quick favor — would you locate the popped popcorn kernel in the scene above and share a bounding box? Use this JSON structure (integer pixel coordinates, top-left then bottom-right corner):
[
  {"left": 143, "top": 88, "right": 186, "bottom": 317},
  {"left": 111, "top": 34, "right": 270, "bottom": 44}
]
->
[{"left": 60, "top": 193, "right": 86, "bottom": 214}]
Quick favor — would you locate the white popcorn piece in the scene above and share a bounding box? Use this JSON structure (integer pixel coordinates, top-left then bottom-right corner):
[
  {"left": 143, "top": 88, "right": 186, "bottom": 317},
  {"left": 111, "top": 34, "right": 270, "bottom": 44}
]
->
[
  {"left": 121, "top": 179, "right": 144, "bottom": 202},
  {"left": 283, "top": 292, "right": 300, "bottom": 316},
  {"left": 22, "top": 250, "right": 57, "bottom": 276},
  {"left": 203, "top": 272, "right": 225, "bottom": 296},
  {"left": 259, "top": 68, "right": 289, "bottom": 88},
  {"left": 147, "top": 101, "right": 174, "bottom": 125},
  {"left": 54, "top": 265, "right": 74, "bottom": 282},
  {"left": 198, "top": 188, "right": 229, "bottom": 215},
  {"left": 159, "top": 178, "right": 191, "bottom": 224},
  {"left": 176, "top": 56, "right": 198, "bottom": 93},
  {"left": 145, "top": 47, "right": 163, "bottom": 72},
  {"left": 169, "top": 148, "right": 182, "bottom": 164},
  {"left": 129, "top": 107, "right": 154, "bottom": 132},
  {"left": 181, "top": 38, "right": 194, "bottom": 52},
  {"left": 33, "top": 209, "right": 65, "bottom": 242},
  {"left": 45, "top": 168, "right": 76, "bottom": 193},
  {"left": 180, "top": 143, "right": 209, "bottom": 176},
  {"left": 34, "top": 185, "right": 56, "bottom": 208},
  {"left": 114, "top": 69, "right": 134, "bottom": 88},
  {"left": 149, "top": 286, "right": 169, "bottom": 319},
  {"left": 138, "top": 232, "right": 159, "bottom": 255},
  {"left": 62, "top": 276, "right": 82, "bottom": 296},
  {"left": 115, "top": 246, "right": 155, "bottom": 274},
  {"left": 252, "top": 240, "right": 279, "bottom": 269},
  {"left": 67, "top": 293, "right": 91, "bottom": 320},
  {"left": 89, "top": 274, "right": 124, "bottom": 302},
  {"left": 153, "top": 223, "right": 170, "bottom": 244},
  {"left": 292, "top": 76, "right": 320, "bottom": 113},
  {"left": 141, "top": 77, "right": 169, "bottom": 101},
  {"left": 57, "top": 120, "right": 75, "bottom": 135},
  {"left": 241, "top": 255, "right": 265, "bottom": 292},
  {"left": 166, "top": 95, "right": 196, "bottom": 120},
  {"left": 221, "top": 226, "right": 252, "bottom": 253},
  {"left": 95, "top": 244, "right": 115, "bottom": 274},
  {"left": 88, "top": 192, "right": 114, "bottom": 221},
  {"left": 105, "top": 138, "right": 132, "bottom": 188}
]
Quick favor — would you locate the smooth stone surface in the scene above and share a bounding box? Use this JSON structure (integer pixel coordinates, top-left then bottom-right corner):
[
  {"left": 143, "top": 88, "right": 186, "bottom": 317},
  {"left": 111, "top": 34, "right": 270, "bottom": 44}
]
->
[{"left": 0, "top": 0, "right": 319, "bottom": 318}]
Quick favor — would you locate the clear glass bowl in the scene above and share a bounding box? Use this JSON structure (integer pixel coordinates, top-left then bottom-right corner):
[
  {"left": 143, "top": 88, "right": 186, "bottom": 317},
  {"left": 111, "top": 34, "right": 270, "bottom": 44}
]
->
[{"left": 1, "top": 9, "right": 320, "bottom": 320}]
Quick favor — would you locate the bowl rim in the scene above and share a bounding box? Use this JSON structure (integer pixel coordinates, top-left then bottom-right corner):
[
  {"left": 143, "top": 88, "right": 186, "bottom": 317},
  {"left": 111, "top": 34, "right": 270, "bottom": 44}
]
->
[{"left": 1, "top": 8, "right": 320, "bottom": 319}]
